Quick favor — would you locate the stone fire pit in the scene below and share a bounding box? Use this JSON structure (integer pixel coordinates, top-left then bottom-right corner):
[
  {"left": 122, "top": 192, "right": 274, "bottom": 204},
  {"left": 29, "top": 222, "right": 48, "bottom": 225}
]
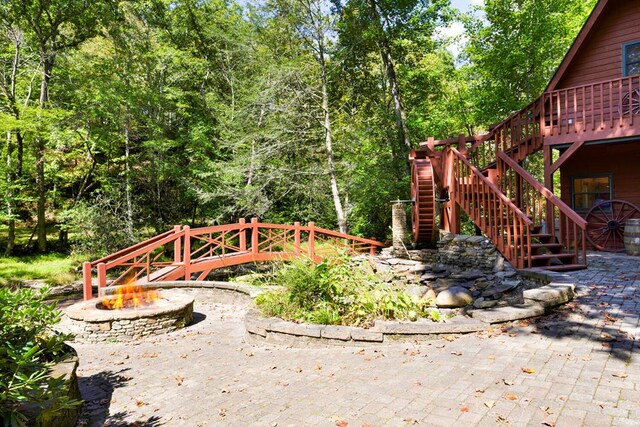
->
[{"left": 64, "top": 289, "right": 194, "bottom": 343}]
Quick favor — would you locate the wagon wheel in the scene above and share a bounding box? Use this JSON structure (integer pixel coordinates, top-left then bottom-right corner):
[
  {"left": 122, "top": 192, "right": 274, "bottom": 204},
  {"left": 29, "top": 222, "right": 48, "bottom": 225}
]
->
[
  {"left": 411, "top": 158, "right": 437, "bottom": 243},
  {"left": 622, "top": 88, "right": 640, "bottom": 116},
  {"left": 585, "top": 199, "right": 640, "bottom": 252}
]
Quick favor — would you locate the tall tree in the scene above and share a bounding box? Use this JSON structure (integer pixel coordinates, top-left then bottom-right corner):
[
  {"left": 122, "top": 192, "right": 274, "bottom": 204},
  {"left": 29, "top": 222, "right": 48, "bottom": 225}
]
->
[
  {"left": 464, "top": 0, "right": 597, "bottom": 125},
  {"left": 4, "top": 0, "right": 115, "bottom": 251}
]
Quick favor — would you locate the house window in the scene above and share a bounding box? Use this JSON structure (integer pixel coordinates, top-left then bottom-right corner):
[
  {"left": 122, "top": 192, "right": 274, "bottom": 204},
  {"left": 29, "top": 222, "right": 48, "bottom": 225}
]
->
[
  {"left": 572, "top": 175, "right": 613, "bottom": 212},
  {"left": 624, "top": 41, "right": 640, "bottom": 77}
]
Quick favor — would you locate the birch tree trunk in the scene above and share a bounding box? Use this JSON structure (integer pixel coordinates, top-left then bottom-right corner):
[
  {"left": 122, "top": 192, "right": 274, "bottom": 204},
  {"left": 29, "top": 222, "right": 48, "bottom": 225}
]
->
[{"left": 318, "top": 34, "right": 347, "bottom": 233}]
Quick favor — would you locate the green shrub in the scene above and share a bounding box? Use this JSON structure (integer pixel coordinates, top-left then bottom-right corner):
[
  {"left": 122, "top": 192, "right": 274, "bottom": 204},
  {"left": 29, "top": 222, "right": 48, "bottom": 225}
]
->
[
  {"left": 255, "top": 255, "right": 438, "bottom": 327},
  {"left": 0, "top": 288, "right": 79, "bottom": 427}
]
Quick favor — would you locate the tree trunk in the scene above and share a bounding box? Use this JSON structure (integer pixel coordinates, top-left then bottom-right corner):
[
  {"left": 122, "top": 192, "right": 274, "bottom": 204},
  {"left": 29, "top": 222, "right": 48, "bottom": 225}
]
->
[
  {"left": 367, "top": 0, "right": 411, "bottom": 155},
  {"left": 5, "top": 131, "right": 15, "bottom": 256},
  {"left": 316, "top": 14, "right": 347, "bottom": 233},
  {"left": 124, "top": 120, "right": 135, "bottom": 241},
  {"left": 35, "top": 55, "right": 55, "bottom": 252}
]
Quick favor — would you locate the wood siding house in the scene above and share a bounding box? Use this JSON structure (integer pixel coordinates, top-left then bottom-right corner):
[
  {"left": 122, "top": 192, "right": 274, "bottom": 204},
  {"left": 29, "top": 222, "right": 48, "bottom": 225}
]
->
[{"left": 410, "top": 0, "right": 640, "bottom": 271}]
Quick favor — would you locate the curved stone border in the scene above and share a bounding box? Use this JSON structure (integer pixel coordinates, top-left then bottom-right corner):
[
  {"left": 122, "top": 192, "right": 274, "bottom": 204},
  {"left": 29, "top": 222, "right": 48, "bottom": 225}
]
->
[
  {"left": 132, "top": 281, "right": 263, "bottom": 298},
  {"left": 20, "top": 345, "right": 80, "bottom": 427},
  {"left": 244, "top": 268, "right": 578, "bottom": 346}
]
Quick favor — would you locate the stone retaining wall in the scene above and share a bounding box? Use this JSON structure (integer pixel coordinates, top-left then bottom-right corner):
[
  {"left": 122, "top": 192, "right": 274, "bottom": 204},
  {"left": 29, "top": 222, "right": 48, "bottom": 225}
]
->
[{"left": 436, "top": 231, "right": 507, "bottom": 273}]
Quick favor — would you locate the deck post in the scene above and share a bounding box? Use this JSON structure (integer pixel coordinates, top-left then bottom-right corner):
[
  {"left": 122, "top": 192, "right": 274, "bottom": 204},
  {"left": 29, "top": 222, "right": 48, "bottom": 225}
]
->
[
  {"left": 183, "top": 226, "right": 191, "bottom": 280},
  {"left": 457, "top": 134, "right": 466, "bottom": 153},
  {"left": 308, "top": 222, "right": 315, "bottom": 258},
  {"left": 294, "top": 222, "right": 301, "bottom": 256},
  {"left": 82, "top": 262, "right": 92, "bottom": 300},
  {"left": 239, "top": 218, "right": 247, "bottom": 251},
  {"left": 97, "top": 263, "right": 107, "bottom": 296},
  {"left": 543, "top": 145, "right": 555, "bottom": 234},
  {"left": 173, "top": 225, "right": 182, "bottom": 263},
  {"left": 251, "top": 218, "right": 259, "bottom": 254}
]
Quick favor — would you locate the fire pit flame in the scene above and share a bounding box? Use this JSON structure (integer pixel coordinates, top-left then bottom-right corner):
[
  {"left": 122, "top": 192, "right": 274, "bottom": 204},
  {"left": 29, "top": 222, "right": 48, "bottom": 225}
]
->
[{"left": 101, "top": 283, "right": 160, "bottom": 310}]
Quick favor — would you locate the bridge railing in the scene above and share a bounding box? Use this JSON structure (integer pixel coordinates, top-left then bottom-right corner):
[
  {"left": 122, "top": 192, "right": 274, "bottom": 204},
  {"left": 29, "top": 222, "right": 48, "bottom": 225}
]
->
[{"left": 82, "top": 219, "right": 386, "bottom": 300}]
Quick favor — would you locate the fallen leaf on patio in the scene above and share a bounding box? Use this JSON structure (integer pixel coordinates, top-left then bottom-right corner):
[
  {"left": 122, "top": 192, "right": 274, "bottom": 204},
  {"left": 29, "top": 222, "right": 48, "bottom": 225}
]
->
[
  {"left": 142, "top": 352, "right": 158, "bottom": 358},
  {"left": 605, "top": 314, "right": 618, "bottom": 323},
  {"left": 599, "top": 332, "right": 613, "bottom": 340},
  {"left": 275, "top": 381, "right": 289, "bottom": 387},
  {"left": 503, "top": 379, "right": 514, "bottom": 386},
  {"left": 539, "top": 406, "right": 551, "bottom": 415},
  {"left": 612, "top": 372, "right": 628, "bottom": 378},
  {"left": 460, "top": 407, "right": 469, "bottom": 413},
  {"left": 270, "top": 366, "right": 277, "bottom": 370},
  {"left": 218, "top": 408, "right": 226, "bottom": 418},
  {"left": 295, "top": 367, "right": 303, "bottom": 373},
  {"left": 402, "top": 418, "right": 419, "bottom": 424},
  {"left": 220, "top": 388, "right": 229, "bottom": 394},
  {"left": 180, "top": 354, "right": 188, "bottom": 359},
  {"left": 136, "top": 401, "right": 147, "bottom": 407},
  {"left": 503, "top": 393, "right": 518, "bottom": 401},
  {"left": 541, "top": 422, "right": 555, "bottom": 427},
  {"left": 175, "top": 375, "right": 184, "bottom": 386},
  {"left": 521, "top": 367, "right": 535, "bottom": 374},
  {"left": 335, "top": 420, "right": 348, "bottom": 427},
  {"left": 451, "top": 351, "right": 462, "bottom": 356},
  {"left": 246, "top": 352, "right": 255, "bottom": 357},
  {"left": 488, "top": 355, "right": 496, "bottom": 360},
  {"left": 414, "top": 381, "right": 422, "bottom": 386},
  {"left": 356, "top": 348, "right": 365, "bottom": 355},
  {"left": 484, "top": 401, "right": 495, "bottom": 409},
  {"left": 314, "top": 364, "right": 322, "bottom": 370},
  {"left": 113, "top": 361, "right": 124, "bottom": 365}
]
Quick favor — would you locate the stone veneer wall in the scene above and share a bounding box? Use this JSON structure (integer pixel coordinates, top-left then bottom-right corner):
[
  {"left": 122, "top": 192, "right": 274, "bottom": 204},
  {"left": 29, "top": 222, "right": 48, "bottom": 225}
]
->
[
  {"left": 436, "top": 231, "right": 507, "bottom": 273},
  {"left": 68, "top": 304, "right": 193, "bottom": 344}
]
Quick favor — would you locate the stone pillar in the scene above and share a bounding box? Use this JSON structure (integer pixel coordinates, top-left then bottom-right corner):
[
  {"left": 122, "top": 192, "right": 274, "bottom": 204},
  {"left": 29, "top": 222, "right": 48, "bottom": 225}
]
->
[{"left": 392, "top": 203, "right": 408, "bottom": 251}]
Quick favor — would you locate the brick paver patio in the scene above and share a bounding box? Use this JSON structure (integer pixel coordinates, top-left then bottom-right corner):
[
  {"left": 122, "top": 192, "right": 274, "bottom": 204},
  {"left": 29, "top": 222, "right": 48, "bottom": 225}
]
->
[{"left": 73, "top": 252, "right": 640, "bottom": 426}]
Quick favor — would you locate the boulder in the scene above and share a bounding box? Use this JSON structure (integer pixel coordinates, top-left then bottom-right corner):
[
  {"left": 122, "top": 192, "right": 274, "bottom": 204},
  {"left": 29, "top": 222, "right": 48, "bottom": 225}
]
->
[{"left": 436, "top": 286, "right": 473, "bottom": 308}]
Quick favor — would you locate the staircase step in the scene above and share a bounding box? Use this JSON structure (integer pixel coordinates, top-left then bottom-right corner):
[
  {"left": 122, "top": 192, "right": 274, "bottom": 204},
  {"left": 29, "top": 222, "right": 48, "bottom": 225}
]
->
[
  {"left": 540, "top": 264, "right": 588, "bottom": 272},
  {"left": 530, "top": 253, "right": 575, "bottom": 261}
]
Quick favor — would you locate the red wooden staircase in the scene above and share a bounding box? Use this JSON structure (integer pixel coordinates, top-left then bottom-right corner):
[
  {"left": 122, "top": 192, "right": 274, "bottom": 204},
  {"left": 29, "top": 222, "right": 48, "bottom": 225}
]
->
[{"left": 412, "top": 93, "right": 589, "bottom": 271}]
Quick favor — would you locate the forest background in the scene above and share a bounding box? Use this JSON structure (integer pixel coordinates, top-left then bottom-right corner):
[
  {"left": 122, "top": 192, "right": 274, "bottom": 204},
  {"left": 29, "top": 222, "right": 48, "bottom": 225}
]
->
[{"left": 0, "top": 0, "right": 597, "bottom": 263}]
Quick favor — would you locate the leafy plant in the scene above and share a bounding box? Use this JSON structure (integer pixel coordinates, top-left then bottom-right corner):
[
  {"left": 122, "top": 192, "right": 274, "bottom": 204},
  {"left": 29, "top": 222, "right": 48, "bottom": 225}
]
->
[
  {"left": 255, "top": 254, "right": 439, "bottom": 327},
  {"left": 0, "top": 288, "right": 79, "bottom": 427}
]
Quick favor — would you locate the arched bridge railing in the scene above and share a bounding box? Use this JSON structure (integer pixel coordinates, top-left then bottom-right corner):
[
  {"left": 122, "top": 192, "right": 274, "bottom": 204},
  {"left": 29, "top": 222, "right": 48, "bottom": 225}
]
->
[{"left": 82, "top": 219, "right": 386, "bottom": 300}]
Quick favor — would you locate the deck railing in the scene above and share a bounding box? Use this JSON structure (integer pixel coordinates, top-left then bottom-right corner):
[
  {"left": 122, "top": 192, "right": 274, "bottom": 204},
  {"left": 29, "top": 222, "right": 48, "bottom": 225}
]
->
[
  {"left": 82, "top": 219, "right": 385, "bottom": 300},
  {"left": 497, "top": 152, "right": 587, "bottom": 266},
  {"left": 543, "top": 75, "right": 640, "bottom": 143},
  {"left": 449, "top": 147, "right": 533, "bottom": 269}
]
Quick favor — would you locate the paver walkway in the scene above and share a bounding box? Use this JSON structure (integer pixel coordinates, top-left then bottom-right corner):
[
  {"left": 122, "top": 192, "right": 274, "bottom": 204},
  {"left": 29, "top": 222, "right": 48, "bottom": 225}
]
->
[{"left": 72, "top": 253, "right": 640, "bottom": 427}]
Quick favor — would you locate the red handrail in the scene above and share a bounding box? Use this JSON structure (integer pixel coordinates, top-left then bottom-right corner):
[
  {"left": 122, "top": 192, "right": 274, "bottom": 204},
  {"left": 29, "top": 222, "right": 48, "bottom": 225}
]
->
[
  {"left": 449, "top": 147, "right": 533, "bottom": 269},
  {"left": 82, "top": 220, "right": 386, "bottom": 300}
]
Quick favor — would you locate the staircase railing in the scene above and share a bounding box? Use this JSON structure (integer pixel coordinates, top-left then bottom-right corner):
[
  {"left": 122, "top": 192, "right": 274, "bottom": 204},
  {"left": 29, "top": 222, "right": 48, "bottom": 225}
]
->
[
  {"left": 497, "top": 151, "right": 587, "bottom": 266},
  {"left": 449, "top": 147, "right": 533, "bottom": 269},
  {"left": 82, "top": 219, "right": 386, "bottom": 300},
  {"left": 469, "top": 100, "right": 543, "bottom": 171}
]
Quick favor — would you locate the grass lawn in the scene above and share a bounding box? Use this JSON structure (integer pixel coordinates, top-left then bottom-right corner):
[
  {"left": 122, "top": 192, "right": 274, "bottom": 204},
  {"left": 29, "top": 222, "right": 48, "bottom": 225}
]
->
[{"left": 0, "top": 253, "right": 83, "bottom": 287}]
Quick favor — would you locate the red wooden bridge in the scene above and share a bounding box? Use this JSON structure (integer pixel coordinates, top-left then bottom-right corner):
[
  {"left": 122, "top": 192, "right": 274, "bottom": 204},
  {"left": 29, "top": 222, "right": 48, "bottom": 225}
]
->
[{"left": 82, "top": 219, "right": 386, "bottom": 300}]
